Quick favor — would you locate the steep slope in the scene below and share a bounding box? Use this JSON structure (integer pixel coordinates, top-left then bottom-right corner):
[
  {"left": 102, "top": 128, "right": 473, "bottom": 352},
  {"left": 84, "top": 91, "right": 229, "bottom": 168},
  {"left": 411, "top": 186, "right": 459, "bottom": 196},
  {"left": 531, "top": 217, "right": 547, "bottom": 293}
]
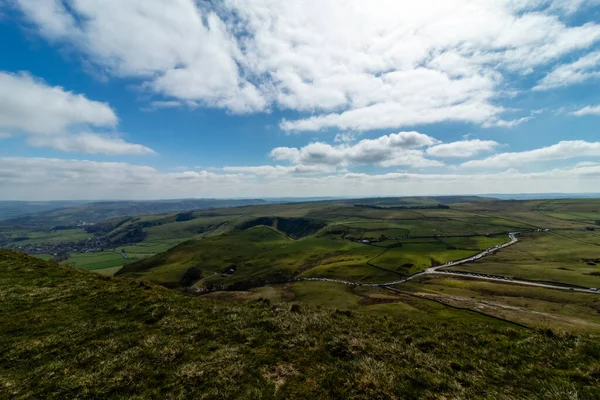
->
[
  {"left": 117, "top": 226, "right": 295, "bottom": 288},
  {"left": 1, "top": 250, "right": 600, "bottom": 399}
]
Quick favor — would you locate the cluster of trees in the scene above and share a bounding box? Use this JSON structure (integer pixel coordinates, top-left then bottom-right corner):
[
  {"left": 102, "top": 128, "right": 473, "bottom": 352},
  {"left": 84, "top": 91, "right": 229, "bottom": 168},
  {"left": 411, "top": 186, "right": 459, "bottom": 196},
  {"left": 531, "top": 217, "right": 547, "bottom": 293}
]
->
[
  {"left": 175, "top": 211, "right": 195, "bottom": 222},
  {"left": 180, "top": 267, "right": 202, "bottom": 287}
]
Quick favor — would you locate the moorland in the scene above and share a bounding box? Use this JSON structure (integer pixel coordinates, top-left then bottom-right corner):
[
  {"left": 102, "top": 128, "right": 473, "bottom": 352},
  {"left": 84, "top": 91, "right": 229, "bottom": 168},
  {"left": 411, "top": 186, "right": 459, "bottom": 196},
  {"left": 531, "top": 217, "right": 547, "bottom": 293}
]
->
[
  {"left": 2, "top": 196, "right": 600, "bottom": 332},
  {"left": 3, "top": 195, "right": 600, "bottom": 398}
]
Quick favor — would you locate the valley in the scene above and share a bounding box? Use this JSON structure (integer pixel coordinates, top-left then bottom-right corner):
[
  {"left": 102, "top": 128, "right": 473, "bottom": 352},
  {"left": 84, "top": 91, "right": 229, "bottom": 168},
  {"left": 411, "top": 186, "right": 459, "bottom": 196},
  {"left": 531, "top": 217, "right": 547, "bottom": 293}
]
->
[{"left": 2, "top": 196, "right": 600, "bottom": 332}]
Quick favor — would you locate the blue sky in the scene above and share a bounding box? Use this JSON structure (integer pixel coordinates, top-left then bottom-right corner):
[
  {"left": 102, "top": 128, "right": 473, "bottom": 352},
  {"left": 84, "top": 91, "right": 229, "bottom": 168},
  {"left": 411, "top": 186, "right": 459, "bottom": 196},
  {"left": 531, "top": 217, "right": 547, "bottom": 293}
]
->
[{"left": 1, "top": 0, "right": 600, "bottom": 200}]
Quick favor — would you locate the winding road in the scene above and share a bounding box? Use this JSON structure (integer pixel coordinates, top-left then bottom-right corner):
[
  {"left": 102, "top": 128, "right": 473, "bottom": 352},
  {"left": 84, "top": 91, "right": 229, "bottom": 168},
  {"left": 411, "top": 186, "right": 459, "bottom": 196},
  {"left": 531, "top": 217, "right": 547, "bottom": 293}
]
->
[{"left": 299, "top": 232, "right": 600, "bottom": 294}]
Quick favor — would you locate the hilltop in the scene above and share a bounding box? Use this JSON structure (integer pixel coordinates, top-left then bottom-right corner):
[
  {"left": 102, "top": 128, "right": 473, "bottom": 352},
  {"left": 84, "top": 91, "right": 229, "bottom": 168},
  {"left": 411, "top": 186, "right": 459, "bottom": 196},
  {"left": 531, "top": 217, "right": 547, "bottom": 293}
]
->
[{"left": 1, "top": 250, "right": 600, "bottom": 399}]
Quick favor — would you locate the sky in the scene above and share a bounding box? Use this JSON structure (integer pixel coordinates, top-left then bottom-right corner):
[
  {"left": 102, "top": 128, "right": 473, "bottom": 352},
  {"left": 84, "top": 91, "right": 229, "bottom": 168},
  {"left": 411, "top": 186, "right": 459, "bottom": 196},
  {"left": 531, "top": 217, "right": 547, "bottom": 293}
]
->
[{"left": 1, "top": 0, "right": 600, "bottom": 200}]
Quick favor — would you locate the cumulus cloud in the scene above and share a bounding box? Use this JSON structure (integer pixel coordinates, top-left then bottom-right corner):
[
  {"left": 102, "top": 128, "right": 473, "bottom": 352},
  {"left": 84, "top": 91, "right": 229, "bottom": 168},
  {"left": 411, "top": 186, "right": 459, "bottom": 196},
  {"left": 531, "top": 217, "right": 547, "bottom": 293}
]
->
[
  {"left": 270, "top": 131, "right": 440, "bottom": 168},
  {"left": 0, "top": 157, "right": 242, "bottom": 199},
  {"left": 14, "top": 0, "right": 600, "bottom": 131},
  {"left": 223, "top": 165, "right": 336, "bottom": 175},
  {"left": 334, "top": 132, "right": 357, "bottom": 144},
  {"left": 28, "top": 134, "right": 156, "bottom": 155},
  {"left": 571, "top": 104, "right": 600, "bottom": 116},
  {"left": 0, "top": 71, "right": 116, "bottom": 134},
  {"left": 535, "top": 51, "right": 600, "bottom": 90},
  {"left": 461, "top": 140, "right": 600, "bottom": 168},
  {"left": 0, "top": 71, "right": 154, "bottom": 155},
  {"left": 426, "top": 139, "right": 500, "bottom": 158},
  {"left": 482, "top": 117, "right": 533, "bottom": 128},
  {"left": 2, "top": 156, "right": 600, "bottom": 200},
  {"left": 14, "top": 0, "right": 266, "bottom": 114}
]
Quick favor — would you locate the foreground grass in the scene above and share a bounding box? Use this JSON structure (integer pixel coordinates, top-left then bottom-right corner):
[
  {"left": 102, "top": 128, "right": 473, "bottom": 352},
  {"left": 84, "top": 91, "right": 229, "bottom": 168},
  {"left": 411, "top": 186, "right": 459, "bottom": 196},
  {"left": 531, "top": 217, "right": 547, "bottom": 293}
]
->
[{"left": 2, "top": 251, "right": 600, "bottom": 399}]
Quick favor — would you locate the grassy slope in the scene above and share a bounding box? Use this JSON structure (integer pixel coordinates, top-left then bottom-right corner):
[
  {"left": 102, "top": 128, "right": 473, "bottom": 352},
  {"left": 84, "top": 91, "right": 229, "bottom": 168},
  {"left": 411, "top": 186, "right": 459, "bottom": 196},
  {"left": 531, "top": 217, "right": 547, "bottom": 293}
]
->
[
  {"left": 114, "top": 200, "right": 554, "bottom": 288},
  {"left": 453, "top": 232, "right": 600, "bottom": 287},
  {"left": 2, "top": 250, "right": 600, "bottom": 399},
  {"left": 8, "top": 198, "right": 600, "bottom": 286},
  {"left": 119, "top": 226, "right": 508, "bottom": 287},
  {"left": 403, "top": 275, "right": 600, "bottom": 332}
]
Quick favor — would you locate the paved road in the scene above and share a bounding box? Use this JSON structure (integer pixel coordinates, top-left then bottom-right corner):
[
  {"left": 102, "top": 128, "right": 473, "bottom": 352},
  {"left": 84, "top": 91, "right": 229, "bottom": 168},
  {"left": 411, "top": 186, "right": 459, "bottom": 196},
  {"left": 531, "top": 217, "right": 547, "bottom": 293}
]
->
[{"left": 299, "top": 232, "right": 600, "bottom": 295}]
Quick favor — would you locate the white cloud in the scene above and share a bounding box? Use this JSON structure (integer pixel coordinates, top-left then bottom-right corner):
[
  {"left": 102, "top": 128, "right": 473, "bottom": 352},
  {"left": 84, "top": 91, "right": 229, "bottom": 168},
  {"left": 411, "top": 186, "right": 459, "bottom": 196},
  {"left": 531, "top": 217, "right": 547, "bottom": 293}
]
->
[
  {"left": 15, "top": 0, "right": 267, "bottom": 114},
  {"left": 0, "top": 157, "right": 244, "bottom": 200},
  {"left": 461, "top": 140, "right": 600, "bottom": 168},
  {"left": 575, "top": 161, "right": 600, "bottom": 167},
  {"left": 270, "top": 131, "right": 440, "bottom": 168},
  {"left": 0, "top": 132, "right": 11, "bottom": 139},
  {"left": 0, "top": 71, "right": 116, "bottom": 134},
  {"left": 535, "top": 51, "right": 600, "bottom": 90},
  {"left": 571, "top": 104, "right": 600, "bottom": 116},
  {"left": 482, "top": 117, "right": 533, "bottom": 128},
  {"left": 223, "top": 165, "right": 335, "bottom": 175},
  {"left": 15, "top": 0, "right": 77, "bottom": 38},
  {"left": 14, "top": 0, "right": 600, "bottom": 131},
  {"left": 280, "top": 98, "right": 502, "bottom": 132},
  {"left": 0, "top": 71, "right": 154, "bottom": 155},
  {"left": 550, "top": 0, "right": 600, "bottom": 14},
  {"left": 148, "top": 101, "right": 187, "bottom": 109},
  {"left": 28, "top": 134, "right": 156, "bottom": 155},
  {"left": 2, "top": 156, "right": 600, "bottom": 200},
  {"left": 426, "top": 139, "right": 500, "bottom": 158},
  {"left": 380, "top": 152, "right": 445, "bottom": 168},
  {"left": 334, "top": 132, "right": 357, "bottom": 144}
]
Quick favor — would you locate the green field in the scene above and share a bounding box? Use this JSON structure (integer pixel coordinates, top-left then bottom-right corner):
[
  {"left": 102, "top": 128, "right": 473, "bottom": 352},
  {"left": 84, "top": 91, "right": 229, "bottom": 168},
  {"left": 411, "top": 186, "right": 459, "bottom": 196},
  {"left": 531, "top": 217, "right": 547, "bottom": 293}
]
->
[
  {"left": 402, "top": 275, "right": 600, "bottom": 332},
  {"left": 60, "top": 252, "right": 133, "bottom": 271},
  {"left": 452, "top": 232, "right": 600, "bottom": 288},
  {"left": 1, "top": 228, "right": 91, "bottom": 247}
]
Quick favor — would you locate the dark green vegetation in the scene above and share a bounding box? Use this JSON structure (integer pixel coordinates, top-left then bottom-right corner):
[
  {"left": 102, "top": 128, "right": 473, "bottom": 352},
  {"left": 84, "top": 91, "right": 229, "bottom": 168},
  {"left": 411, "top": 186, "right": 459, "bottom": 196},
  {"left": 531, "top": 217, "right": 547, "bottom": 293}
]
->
[
  {"left": 237, "top": 216, "right": 327, "bottom": 238},
  {"left": 2, "top": 251, "right": 600, "bottom": 399}
]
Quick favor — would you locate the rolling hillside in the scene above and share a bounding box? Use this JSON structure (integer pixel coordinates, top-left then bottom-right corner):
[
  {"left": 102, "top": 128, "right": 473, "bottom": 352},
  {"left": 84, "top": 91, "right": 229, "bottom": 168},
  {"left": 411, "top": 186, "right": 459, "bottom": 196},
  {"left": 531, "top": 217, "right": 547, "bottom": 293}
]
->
[{"left": 2, "top": 250, "right": 600, "bottom": 399}]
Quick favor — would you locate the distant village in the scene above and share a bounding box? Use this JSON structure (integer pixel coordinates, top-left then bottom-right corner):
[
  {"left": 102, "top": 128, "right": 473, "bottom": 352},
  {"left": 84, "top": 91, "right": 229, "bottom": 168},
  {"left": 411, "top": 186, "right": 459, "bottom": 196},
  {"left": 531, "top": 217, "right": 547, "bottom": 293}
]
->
[{"left": 13, "top": 236, "right": 111, "bottom": 258}]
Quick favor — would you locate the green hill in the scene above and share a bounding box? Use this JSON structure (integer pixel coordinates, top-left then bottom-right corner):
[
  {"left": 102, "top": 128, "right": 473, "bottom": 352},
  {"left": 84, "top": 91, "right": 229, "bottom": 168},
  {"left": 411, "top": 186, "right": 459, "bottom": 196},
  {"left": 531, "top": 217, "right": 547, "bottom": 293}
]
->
[
  {"left": 117, "top": 225, "right": 424, "bottom": 289},
  {"left": 237, "top": 216, "right": 327, "bottom": 239},
  {"left": 2, "top": 250, "right": 600, "bottom": 399}
]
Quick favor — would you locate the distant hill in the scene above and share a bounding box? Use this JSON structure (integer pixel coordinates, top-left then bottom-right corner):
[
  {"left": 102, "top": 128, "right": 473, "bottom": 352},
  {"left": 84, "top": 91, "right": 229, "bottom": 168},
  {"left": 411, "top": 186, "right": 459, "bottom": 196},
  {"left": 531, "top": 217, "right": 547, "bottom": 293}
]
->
[
  {"left": 0, "top": 199, "right": 268, "bottom": 228},
  {"left": 0, "top": 200, "right": 92, "bottom": 219},
  {"left": 485, "top": 193, "right": 600, "bottom": 200},
  {"left": 2, "top": 250, "right": 599, "bottom": 399},
  {"left": 0, "top": 195, "right": 494, "bottom": 230}
]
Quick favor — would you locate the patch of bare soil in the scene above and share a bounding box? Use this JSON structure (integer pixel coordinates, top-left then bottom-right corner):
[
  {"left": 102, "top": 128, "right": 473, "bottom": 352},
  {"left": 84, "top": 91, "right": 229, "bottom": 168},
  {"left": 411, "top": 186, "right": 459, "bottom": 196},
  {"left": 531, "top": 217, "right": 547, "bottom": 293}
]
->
[{"left": 262, "top": 363, "right": 298, "bottom": 392}]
